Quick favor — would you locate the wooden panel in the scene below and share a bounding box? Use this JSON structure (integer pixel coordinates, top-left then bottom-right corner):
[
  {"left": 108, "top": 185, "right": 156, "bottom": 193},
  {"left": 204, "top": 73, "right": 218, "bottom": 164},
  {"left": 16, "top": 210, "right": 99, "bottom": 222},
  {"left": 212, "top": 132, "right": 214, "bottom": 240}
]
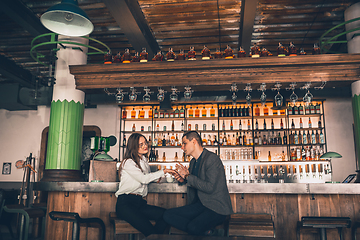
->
[{"left": 70, "top": 54, "right": 360, "bottom": 91}]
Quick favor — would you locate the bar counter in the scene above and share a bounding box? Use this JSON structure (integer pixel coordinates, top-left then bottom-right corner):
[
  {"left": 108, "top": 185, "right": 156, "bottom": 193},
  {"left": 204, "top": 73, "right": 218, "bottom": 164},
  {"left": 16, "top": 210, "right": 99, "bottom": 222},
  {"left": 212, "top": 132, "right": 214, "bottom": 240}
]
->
[{"left": 35, "top": 182, "right": 360, "bottom": 240}]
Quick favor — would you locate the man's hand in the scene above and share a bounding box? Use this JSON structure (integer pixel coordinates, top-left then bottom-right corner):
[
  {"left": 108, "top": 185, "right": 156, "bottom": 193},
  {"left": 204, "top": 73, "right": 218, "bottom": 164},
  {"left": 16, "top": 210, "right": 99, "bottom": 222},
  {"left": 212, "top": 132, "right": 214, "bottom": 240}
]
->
[
  {"left": 166, "top": 169, "right": 185, "bottom": 183},
  {"left": 175, "top": 163, "right": 189, "bottom": 179}
]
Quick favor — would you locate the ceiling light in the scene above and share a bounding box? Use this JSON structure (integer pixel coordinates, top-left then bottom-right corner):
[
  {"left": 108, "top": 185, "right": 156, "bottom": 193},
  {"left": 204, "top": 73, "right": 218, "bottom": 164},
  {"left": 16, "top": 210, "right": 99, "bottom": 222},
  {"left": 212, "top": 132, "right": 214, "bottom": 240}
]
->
[{"left": 40, "top": 0, "right": 94, "bottom": 37}]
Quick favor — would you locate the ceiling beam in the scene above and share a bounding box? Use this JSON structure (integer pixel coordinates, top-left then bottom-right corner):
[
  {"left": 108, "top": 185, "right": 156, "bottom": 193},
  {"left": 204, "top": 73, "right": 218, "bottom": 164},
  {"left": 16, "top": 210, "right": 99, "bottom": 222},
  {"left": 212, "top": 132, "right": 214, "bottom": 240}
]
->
[
  {"left": 0, "top": 0, "right": 49, "bottom": 37},
  {"left": 103, "top": 0, "right": 160, "bottom": 57},
  {"left": 0, "top": 55, "right": 34, "bottom": 88},
  {"left": 239, "top": 0, "right": 258, "bottom": 56}
]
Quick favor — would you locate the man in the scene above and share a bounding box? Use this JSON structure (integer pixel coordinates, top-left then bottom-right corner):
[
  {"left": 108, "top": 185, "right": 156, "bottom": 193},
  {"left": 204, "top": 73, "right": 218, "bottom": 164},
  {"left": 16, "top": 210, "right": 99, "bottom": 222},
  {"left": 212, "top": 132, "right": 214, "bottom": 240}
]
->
[{"left": 163, "top": 131, "right": 233, "bottom": 235}]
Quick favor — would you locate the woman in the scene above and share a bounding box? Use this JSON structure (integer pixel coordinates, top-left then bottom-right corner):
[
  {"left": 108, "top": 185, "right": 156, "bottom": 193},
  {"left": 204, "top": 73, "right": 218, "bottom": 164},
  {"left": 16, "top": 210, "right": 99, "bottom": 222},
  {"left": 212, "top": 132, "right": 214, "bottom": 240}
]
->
[{"left": 115, "top": 133, "right": 173, "bottom": 237}]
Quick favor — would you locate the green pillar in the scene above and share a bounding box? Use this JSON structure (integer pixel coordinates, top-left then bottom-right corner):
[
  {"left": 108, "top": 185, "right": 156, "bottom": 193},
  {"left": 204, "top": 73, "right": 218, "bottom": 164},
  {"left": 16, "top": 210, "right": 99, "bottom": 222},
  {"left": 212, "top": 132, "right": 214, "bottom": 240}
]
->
[{"left": 45, "top": 100, "right": 84, "bottom": 170}]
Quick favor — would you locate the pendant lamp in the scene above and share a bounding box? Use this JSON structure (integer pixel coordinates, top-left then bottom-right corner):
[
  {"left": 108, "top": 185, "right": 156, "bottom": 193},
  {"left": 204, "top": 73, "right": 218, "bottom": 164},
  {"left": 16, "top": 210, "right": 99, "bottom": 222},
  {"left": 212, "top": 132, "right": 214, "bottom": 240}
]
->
[{"left": 40, "top": 0, "right": 94, "bottom": 37}]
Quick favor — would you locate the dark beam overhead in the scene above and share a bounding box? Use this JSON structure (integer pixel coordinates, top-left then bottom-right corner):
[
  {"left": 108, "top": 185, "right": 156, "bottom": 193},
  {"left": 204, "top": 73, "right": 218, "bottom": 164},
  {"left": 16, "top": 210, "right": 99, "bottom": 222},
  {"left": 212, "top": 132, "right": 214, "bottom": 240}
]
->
[
  {"left": 0, "top": 0, "right": 49, "bottom": 37},
  {"left": 0, "top": 55, "right": 35, "bottom": 88},
  {"left": 103, "top": 0, "right": 160, "bottom": 57},
  {"left": 239, "top": 0, "right": 258, "bottom": 56}
]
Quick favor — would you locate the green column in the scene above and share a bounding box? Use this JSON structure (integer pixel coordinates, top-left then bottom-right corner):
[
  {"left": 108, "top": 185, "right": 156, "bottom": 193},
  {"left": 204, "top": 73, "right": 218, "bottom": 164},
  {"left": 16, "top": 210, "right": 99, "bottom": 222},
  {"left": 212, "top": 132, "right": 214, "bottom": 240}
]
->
[
  {"left": 353, "top": 94, "right": 360, "bottom": 168},
  {"left": 45, "top": 99, "right": 84, "bottom": 170}
]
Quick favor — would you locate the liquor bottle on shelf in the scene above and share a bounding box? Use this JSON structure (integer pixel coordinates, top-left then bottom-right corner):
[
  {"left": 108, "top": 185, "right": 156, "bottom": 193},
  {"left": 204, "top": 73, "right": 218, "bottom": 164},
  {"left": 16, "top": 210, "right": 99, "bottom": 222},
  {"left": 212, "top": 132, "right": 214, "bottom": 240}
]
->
[
  {"left": 171, "top": 120, "right": 175, "bottom": 131},
  {"left": 299, "top": 104, "right": 304, "bottom": 115},
  {"left": 195, "top": 124, "right": 199, "bottom": 131},
  {"left": 222, "top": 120, "right": 225, "bottom": 131},
  {"left": 181, "top": 122, "right": 184, "bottom": 131},
  {"left": 294, "top": 131, "right": 299, "bottom": 144},
  {"left": 289, "top": 42, "right": 297, "bottom": 56},
  {"left": 202, "top": 106, "right": 207, "bottom": 117},
  {"left": 132, "top": 124, "right": 136, "bottom": 132},
  {"left": 210, "top": 106, "right": 215, "bottom": 117},
  {"left": 179, "top": 106, "right": 185, "bottom": 118},
  {"left": 263, "top": 119, "right": 266, "bottom": 130},
  {"left": 214, "top": 136, "right": 219, "bottom": 146},
  {"left": 160, "top": 110, "right": 164, "bottom": 118},
  {"left": 141, "top": 126, "right": 144, "bottom": 131},
  {"left": 254, "top": 132, "right": 259, "bottom": 145},
  {"left": 162, "top": 152, "right": 166, "bottom": 162},
  {"left": 165, "top": 111, "right": 169, "bottom": 118},
  {"left": 230, "top": 120, "right": 233, "bottom": 130},
  {"left": 277, "top": 132, "right": 282, "bottom": 145},
  {"left": 239, "top": 120, "right": 242, "bottom": 130},
  {"left": 289, "top": 131, "right": 294, "bottom": 144},
  {"left": 247, "top": 120, "right": 251, "bottom": 130},
  {"left": 311, "top": 130, "right": 316, "bottom": 144},
  {"left": 316, "top": 103, "right": 321, "bottom": 114},
  {"left": 255, "top": 105, "right": 260, "bottom": 116},
  {"left": 201, "top": 45, "right": 211, "bottom": 60},
  {"left": 195, "top": 106, "right": 200, "bottom": 117},
  {"left": 174, "top": 152, "right": 179, "bottom": 161},
  {"left": 174, "top": 107, "right": 179, "bottom": 118},
  {"left": 303, "top": 131, "right": 308, "bottom": 144},
  {"left": 212, "top": 123, "right": 215, "bottom": 131},
  {"left": 148, "top": 108, "right": 153, "bottom": 119},
  {"left": 305, "top": 105, "right": 310, "bottom": 115},
  {"left": 291, "top": 119, "right": 295, "bottom": 129},
  {"left": 154, "top": 107, "right": 159, "bottom": 118},
  {"left": 202, "top": 134, "right": 207, "bottom": 146},
  {"left": 203, "top": 124, "right": 206, "bottom": 131},
  {"left": 280, "top": 119, "right": 284, "bottom": 129},
  {"left": 268, "top": 151, "right": 272, "bottom": 161},
  {"left": 307, "top": 131, "right": 311, "bottom": 144},
  {"left": 123, "top": 135, "right": 126, "bottom": 146},
  {"left": 175, "top": 134, "right": 180, "bottom": 146},
  {"left": 255, "top": 119, "right": 259, "bottom": 130},
  {"left": 315, "top": 130, "right": 320, "bottom": 144},
  {"left": 308, "top": 118, "right": 312, "bottom": 128},
  {"left": 318, "top": 116, "right": 322, "bottom": 128},
  {"left": 271, "top": 119, "right": 274, "bottom": 130},
  {"left": 258, "top": 134, "right": 262, "bottom": 145},
  {"left": 131, "top": 108, "right": 136, "bottom": 118},
  {"left": 262, "top": 135, "right": 267, "bottom": 145},
  {"left": 294, "top": 105, "right": 299, "bottom": 115},
  {"left": 238, "top": 132, "right": 243, "bottom": 145},
  {"left": 189, "top": 107, "right": 193, "bottom": 117},
  {"left": 288, "top": 104, "right": 293, "bottom": 115},
  {"left": 299, "top": 118, "right": 303, "bottom": 128},
  {"left": 214, "top": 48, "right": 222, "bottom": 59},
  {"left": 238, "top": 46, "right": 246, "bottom": 58},
  {"left": 283, "top": 131, "right": 287, "bottom": 145},
  {"left": 169, "top": 110, "right": 174, "bottom": 118},
  {"left": 320, "top": 130, "right": 325, "bottom": 143},
  {"left": 122, "top": 108, "right": 127, "bottom": 119},
  {"left": 207, "top": 135, "right": 212, "bottom": 145},
  {"left": 264, "top": 104, "right": 269, "bottom": 116},
  {"left": 243, "top": 133, "right": 247, "bottom": 145},
  {"left": 223, "top": 134, "right": 227, "bottom": 146},
  {"left": 224, "top": 45, "right": 234, "bottom": 59},
  {"left": 298, "top": 131, "right": 303, "bottom": 144},
  {"left": 166, "top": 48, "right": 176, "bottom": 61},
  {"left": 310, "top": 103, "right": 315, "bottom": 114},
  {"left": 139, "top": 108, "right": 145, "bottom": 118},
  {"left": 188, "top": 124, "right": 191, "bottom": 131},
  {"left": 188, "top": 46, "right": 196, "bottom": 60}
]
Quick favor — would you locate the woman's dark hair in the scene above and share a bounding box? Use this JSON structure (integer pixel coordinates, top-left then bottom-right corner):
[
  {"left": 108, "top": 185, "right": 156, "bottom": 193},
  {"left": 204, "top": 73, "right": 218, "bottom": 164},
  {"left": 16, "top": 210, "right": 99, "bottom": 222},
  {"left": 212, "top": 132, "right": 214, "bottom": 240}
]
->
[{"left": 119, "top": 133, "right": 147, "bottom": 178}]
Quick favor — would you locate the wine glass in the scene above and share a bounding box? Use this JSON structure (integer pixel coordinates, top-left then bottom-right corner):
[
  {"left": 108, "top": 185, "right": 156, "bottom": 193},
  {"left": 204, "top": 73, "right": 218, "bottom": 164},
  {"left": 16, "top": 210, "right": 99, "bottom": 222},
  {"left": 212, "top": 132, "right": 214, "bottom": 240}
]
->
[
  {"left": 274, "top": 91, "right": 283, "bottom": 107},
  {"left": 289, "top": 90, "right": 298, "bottom": 104},
  {"left": 303, "top": 89, "right": 313, "bottom": 106},
  {"left": 246, "top": 92, "right": 251, "bottom": 106},
  {"left": 260, "top": 91, "right": 267, "bottom": 106}
]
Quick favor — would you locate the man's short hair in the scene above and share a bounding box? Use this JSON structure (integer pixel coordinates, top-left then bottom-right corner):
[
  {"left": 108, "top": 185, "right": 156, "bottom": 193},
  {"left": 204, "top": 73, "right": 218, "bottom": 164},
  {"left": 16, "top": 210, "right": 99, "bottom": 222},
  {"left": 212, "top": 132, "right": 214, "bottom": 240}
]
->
[{"left": 183, "top": 131, "right": 202, "bottom": 146}]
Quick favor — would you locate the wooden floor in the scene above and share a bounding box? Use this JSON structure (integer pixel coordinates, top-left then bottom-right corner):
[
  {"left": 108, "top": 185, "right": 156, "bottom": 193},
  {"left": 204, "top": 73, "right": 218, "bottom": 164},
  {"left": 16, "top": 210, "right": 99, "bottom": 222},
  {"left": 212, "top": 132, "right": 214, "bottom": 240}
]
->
[{"left": 144, "top": 235, "right": 275, "bottom": 240}]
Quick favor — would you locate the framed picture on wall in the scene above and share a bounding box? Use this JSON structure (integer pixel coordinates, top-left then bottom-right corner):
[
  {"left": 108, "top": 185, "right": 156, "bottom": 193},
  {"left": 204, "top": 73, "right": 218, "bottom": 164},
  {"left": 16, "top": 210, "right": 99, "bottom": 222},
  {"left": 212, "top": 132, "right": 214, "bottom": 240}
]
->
[{"left": 2, "top": 162, "right": 11, "bottom": 175}]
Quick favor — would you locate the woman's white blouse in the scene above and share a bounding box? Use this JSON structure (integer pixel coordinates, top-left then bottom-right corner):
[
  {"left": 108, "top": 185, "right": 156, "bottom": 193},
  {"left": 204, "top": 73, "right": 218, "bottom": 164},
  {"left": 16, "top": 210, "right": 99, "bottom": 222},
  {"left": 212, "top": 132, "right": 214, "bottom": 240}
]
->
[{"left": 115, "top": 156, "right": 164, "bottom": 197}]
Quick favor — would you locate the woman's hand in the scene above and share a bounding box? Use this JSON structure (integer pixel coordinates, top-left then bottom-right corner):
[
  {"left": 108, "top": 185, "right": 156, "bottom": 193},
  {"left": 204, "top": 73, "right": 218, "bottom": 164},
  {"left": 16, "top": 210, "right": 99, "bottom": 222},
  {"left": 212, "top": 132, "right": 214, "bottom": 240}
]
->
[{"left": 164, "top": 169, "right": 185, "bottom": 182}]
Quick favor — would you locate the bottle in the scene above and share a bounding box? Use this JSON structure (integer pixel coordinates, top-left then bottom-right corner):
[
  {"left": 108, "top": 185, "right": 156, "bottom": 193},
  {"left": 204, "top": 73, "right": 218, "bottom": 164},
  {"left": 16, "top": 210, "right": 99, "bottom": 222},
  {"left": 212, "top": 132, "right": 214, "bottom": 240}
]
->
[
  {"left": 219, "top": 106, "right": 224, "bottom": 117},
  {"left": 132, "top": 124, "right": 136, "bottom": 132},
  {"left": 307, "top": 131, "right": 311, "bottom": 144},
  {"left": 263, "top": 119, "right": 267, "bottom": 130},
  {"left": 148, "top": 108, "right": 153, "bottom": 119},
  {"left": 316, "top": 102, "right": 321, "bottom": 114},
  {"left": 268, "top": 151, "right": 271, "bottom": 161},
  {"left": 318, "top": 116, "right": 322, "bottom": 128},
  {"left": 248, "top": 133, "right": 253, "bottom": 145},
  {"left": 236, "top": 132, "right": 240, "bottom": 145},
  {"left": 212, "top": 123, "right": 215, "bottom": 131},
  {"left": 174, "top": 107, "right": 179, "bottom": 118},
  {"left": 180, "top": 106, "right": 185, "bottom": 118},
  {"left": 305, "top": 105, "right": 310, "bottom": 115},
  {"left": 298, "top": 131, "right": 303, "bottom": 144},
  {"left": 195, "top": 124, "right": 199, "bottom": 131},
  {"left": 207, "top": 135, "right": 212, "bottom": 145},
  {"left": 219, "top": 135, "right": 223, "bottom": 145},
  {"left": 254, "top": 132, "right": 259, "bottom": 145},
  {"left": 123, "top": 135, "right": 126, "bottom": 146},
  {"left": 166, "top": 133, "right": 171, "bottom": 146},
  {"left": 299, "top": 118, "right": 303, "bottom": 129},
  {"left": 294, "top": 105, "right": 299, "bottom": 115},
  {"left": 201, "top": 106, "right": 207, "bottom": 117},
  {"left": 122, "top": 109, "right": 127, "bottom": 119},
  {"left": 271, "top": 119, "right": 274, "bottom": 130},
  {"left": 139, "top": 108, "right": 145, "bottom": 118},
  {"left": 230, "top": 120, "right": 233, "bottom": 130},
  {"left": 239, "top": 120, "right": 242, "bottom": 130},
  {"left": 263, "top": 135, "right": 267, "bottom": 145},
  {"left": 223, "top": 134, "right": 227, "bottom": 146},
  {"left": 140, "top": 48, "right": 148, "bottom": 62},
  {"left": 175, "top": 134, "right": 179, "bottom": 146},
  {"left": 263, "top": 104, "right": 269, "bottom": 116},
  {"left": 283, "top": 131, "right": 287, "bottom": 145},
  {"left": 239, "top": 132, "right": 243, "bottom": 145},
  {"left": 189, "top": 107, "right": 193, "bottom": 117},
  {"left": 165, "top": 111, "right": 169, "bottom": 118},
  {"left": 247, "top": 120, "right": 251, "bottom": 130},
  {"left": 308, "top": 117, "right": 312, "bottom": 128},
  {"left": 288, "top": 104, "right": 293, "bottom": 115},
  {"left": 243, "top": 133, "right": 247, "bottom": 145},
  {"left": 255, "top": 119, "right": 259, "bottom": 130},
  {"left": 280, "top": 119, "right": 284, "bottom": 129},
  {"left": 299, "top": 104, "right": 304, "bottom": 115},
  {"left": 320, "top": 130, "right": 325, "bottom": 143},
  {"left": 278, "top": 132, "right": 282, "bottom": 145},
  {"left": 160, "top": 110, "right": 164, "bottom": 118},
  {"left": 188, "top": 46, "right": 196, "bottom": 60},
  {"left": 188, "top": 124, "right": 191, "bottom": 131},
  {"left": 154, "top": 107, "right": 159, "bottom": 118},
  {"left": 171, "top": 121, "right": 175, "bottom": 131},
  {"left": 294, "top": 131, "right": 298, "bottom": 144},
  {"left": 310, "top": 103, "right": 315, "bottom": 114},
  {"left": 289, "top": 131, "right": 294, "bottom": 144},
  {"left": 181, "top": 122, "right": 184, "bottom": 131},
  {"left": 169, "top": 109, "right": 174, "bottom": 118},
  {"left": 131, "top": 108, "right": 136, "bottom": 118},
  {"left": 280, "top": 108, "right": 285, "bottom": 115},
  {"left": 174, "top": 152, "right": 179, "bottom": 161},
  {"left": 255, "top": 105, "right": 260, "bottom": 116},
  {"left": 291, "top": 119, "right": 295, "bottom": 129},
  {"left": 203, "top": 124, "right": 206, "bottom": 131},
  {"left": 315, "top": 130, "right": 320, "bottom": 144},
  {"left": 162, "top": 152, "right": 166, "bottom": 161},
  {"left": 222, "top": 120, "right": 225, "bottom": 131},
  {"left": 214, "top": 136, "right": 219, "bottom": 146},
  {"left": 210, "top": 105, "right": 216, "bottom": 117},
  {"left": 303, "top": 131, "right": 308, "bottom": 144},
  {"left": 202, "top": 134, "right": 207, "bottom": 146},
  {"left": 195, "top": 106, "right": 200, "bottom": 117},
  {"left": 311, "top": 130, "right": 316, "bottom": 144}
]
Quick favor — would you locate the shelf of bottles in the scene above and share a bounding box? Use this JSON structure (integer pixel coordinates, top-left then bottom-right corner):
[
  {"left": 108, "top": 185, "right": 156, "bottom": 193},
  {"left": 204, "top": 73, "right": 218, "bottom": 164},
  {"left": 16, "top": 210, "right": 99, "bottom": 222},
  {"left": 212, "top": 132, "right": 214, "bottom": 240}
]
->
[{"left": 119, "top": 100, "right": 326, "bottom": 164}]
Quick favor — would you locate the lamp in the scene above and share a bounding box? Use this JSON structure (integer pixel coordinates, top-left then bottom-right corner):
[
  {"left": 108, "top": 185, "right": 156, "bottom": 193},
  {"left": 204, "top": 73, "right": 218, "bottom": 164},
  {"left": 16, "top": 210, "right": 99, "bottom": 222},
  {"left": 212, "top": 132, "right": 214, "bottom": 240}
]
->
[
  {"left": 40, "top": 0, "right": 94, "bottom": 37},
  {"left": 320, "top": 152, "right": 342, "bottom": 159}
]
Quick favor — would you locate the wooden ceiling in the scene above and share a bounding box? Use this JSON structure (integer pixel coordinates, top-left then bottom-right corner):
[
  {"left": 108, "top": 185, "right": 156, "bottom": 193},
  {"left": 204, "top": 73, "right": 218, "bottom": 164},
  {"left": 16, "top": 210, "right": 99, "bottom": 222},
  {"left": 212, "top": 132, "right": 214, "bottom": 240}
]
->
[{"left": 0, "top": 0, "right": 358, "bottom": 108}]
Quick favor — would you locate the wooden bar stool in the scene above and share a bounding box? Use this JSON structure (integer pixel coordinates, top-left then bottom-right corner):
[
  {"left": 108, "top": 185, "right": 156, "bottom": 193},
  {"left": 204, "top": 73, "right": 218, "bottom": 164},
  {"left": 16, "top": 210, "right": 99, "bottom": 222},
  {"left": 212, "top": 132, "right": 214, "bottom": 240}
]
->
[
  {"left": 49, "top": 211, "right": 105, "bottom": 240},
  {"left": 297, "top": 216, "right": 351, "bottom": 240}
]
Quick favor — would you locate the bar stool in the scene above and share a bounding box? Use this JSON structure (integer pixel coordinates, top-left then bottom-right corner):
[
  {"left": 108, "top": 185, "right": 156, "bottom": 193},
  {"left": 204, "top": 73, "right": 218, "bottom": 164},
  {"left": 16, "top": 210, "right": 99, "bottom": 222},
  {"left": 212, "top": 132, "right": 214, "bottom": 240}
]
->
[
  {"left": 297, "top": 216, "right": 351, "bottom": 240},
  {"left": 49, "top": 211, "right": 105, "bottom": 240}
]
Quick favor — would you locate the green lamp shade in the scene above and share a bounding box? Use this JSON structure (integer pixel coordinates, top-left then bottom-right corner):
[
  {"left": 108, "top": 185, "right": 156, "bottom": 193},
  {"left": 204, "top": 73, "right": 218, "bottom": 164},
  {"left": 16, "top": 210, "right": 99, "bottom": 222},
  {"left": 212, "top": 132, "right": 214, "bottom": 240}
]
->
[
  {"left": 320, "top": 151, "right": 342, "bottom": 159},
  {"left": 40, "top": 0, "right": 93, "bottom": 36},
  {"left": 93, "top": 153, "right": 114, "bottom": 161}
]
